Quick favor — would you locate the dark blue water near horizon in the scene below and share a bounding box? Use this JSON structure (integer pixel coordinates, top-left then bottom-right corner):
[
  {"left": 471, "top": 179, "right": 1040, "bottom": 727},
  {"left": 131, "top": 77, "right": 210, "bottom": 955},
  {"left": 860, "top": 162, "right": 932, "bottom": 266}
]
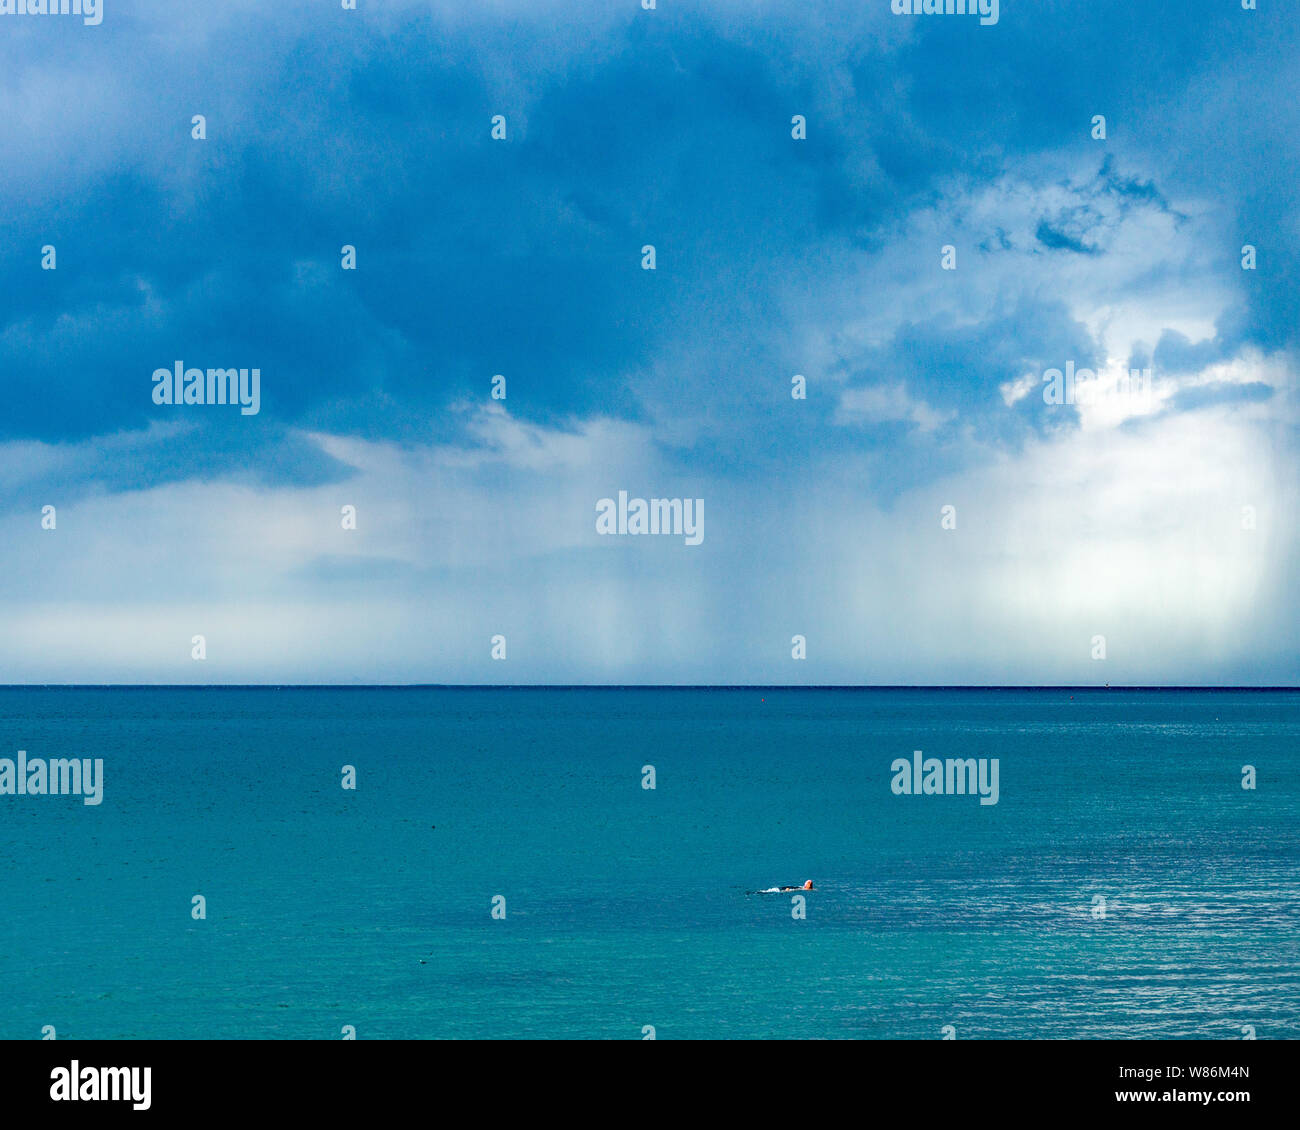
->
[{"left": 2, "top": 687, "right": 1296, "bottom": 1039}]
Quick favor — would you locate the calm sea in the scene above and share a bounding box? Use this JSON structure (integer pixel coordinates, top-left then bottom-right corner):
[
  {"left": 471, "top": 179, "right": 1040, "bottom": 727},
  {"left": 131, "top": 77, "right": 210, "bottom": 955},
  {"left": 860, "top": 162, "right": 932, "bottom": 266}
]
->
[{"left": 2, "top": 687, "right": 1297, "bottom": 1039}]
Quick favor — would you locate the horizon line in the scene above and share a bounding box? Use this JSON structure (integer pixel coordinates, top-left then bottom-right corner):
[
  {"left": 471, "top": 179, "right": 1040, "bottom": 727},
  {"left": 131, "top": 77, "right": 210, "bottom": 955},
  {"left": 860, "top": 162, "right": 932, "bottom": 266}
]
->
[{"left": 0, "top": 684, "right": 1296, "bottom": 692}]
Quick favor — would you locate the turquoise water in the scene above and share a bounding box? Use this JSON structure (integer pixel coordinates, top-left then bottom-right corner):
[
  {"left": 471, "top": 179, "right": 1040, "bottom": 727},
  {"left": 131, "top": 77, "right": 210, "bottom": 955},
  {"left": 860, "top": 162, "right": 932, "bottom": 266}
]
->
[{"left": 1, "top": 687, "right": 1297, "bottom": 1040}]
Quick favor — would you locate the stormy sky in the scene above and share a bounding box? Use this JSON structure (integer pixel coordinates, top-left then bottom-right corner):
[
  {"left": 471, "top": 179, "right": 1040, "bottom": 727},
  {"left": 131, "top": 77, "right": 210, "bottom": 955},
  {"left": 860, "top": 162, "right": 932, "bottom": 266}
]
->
[{"left": 1, "top": 0, "right": 1296, "bottom": 684}]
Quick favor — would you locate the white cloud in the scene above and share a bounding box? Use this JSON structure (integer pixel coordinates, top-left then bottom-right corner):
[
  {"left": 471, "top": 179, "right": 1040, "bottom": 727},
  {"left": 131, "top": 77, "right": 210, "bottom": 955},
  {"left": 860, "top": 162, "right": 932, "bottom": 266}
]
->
[{"left": 834, "top": 382, "right": 952, "bottom": 431}]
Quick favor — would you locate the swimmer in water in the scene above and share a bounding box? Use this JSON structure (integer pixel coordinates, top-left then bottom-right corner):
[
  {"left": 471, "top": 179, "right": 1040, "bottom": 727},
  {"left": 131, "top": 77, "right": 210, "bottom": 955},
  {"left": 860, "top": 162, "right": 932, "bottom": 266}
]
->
[{"left": 756, "top": 880, "right": 814, "bottom": 893}]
